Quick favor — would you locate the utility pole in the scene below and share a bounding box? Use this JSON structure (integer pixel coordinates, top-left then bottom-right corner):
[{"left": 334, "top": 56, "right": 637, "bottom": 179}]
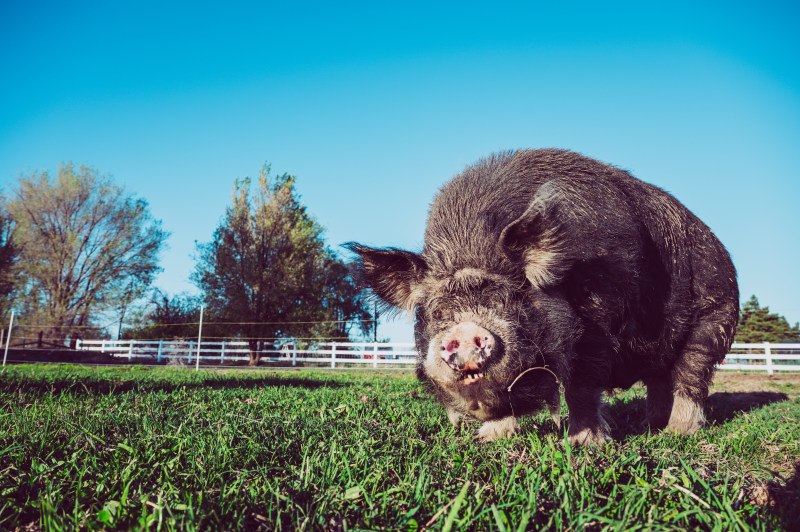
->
[
  {"left": 3, "top": 310, "right": 15, "bottom": 367},
  {"left": 373, "top": 301, "right": 378, "bottom": 342},
  {"left": 195, "top": 305, "right": 204, "bottom": 372}
]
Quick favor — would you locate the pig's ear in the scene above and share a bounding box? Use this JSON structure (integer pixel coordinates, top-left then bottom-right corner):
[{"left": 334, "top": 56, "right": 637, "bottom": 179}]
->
[
  {"left": 344, "top": 243, "right": 428, "bottom": 311},
  {"left": 497, "top": 182, "right": 567, "bottom": 287}
]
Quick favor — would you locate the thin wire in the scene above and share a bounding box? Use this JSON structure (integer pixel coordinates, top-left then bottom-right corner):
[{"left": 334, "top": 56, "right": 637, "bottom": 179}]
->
[
  {"left": 506, "top": 366, "right": 560, "bottom": 393},
  {"left": 8, "top": 318, "right": 376, "bottom": 328},
  {"left": 130, "top": 319, "right": 377, "bottom": 326}
]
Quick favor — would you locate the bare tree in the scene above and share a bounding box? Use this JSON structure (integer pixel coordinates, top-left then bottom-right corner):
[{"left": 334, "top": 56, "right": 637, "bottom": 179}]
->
[
  {"left": 0, "top": 197, "right": 18, "bottom": 321},
  {"left": 122, "top": 288, "right": 203, "bottom": 340},
  {"left": 8, "top": 163, "right": 167, "bottom": 344}
]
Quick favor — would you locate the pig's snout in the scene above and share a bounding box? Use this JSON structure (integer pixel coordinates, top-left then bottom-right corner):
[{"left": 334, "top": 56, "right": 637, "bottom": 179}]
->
[{"left": 440, "top": 322, "right": 495, "bottom": 373}]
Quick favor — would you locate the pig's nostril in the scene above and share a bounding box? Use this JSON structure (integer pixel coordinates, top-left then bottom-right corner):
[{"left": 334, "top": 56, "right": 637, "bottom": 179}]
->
[
  {"left": 474, "top": 336, "right": 493, "bottom": 349},
  {"left": 445, "top": 340, "right": 459, "bottom": 352}
]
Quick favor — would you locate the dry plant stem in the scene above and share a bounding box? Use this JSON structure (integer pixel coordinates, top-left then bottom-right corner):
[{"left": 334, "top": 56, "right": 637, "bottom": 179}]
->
[
  {"left": 503, "top": 366, "right": 561, "bottom": 428},
  {"left": 507, "top": 366, "right": 560, "bottom": 392},
  {"left": 672, "top": 484, "right": 712, "bottom": 509}
]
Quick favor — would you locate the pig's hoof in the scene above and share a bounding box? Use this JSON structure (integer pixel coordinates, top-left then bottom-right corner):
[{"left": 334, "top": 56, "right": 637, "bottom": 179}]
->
[
  {"left": 664, "top": 395, "right": 704, "bottom": 435},
  {"left": 446, "top": 407, "right": 463, "bottom": 428},
  {"left": 567, "top": 427, "right": 610, "bottom": 446},
  {"left": 477, "top": 417, "right": 519, "bottom": 442}
]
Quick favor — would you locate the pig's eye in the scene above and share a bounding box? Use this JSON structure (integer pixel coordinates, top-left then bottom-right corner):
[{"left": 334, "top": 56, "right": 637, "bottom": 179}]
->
[{"left": 432, "top": 310, "right": 443, "bottom": 320}]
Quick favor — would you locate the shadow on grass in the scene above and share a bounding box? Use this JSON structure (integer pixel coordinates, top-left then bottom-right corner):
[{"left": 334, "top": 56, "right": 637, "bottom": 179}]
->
[
  {"left": 604, "top": 397, "right": 649, "bottom": 440},
  {"left": 603, "top": 390, "right": 789, "bottom": 440},
  {"left": 768, "top": 460, "right": 800, "bottom": 529},
  {"left": 0, "top": 375, "right": 352, "bottom": 397},
  {"left": 705, "top": 391, "right": 789, "bottom": 425}
]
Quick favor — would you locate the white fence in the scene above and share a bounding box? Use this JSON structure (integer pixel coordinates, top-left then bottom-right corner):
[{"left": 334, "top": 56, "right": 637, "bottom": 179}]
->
[
  {"left": 73, "top": 340, "right": 800, "bottom": 373},
  {"left": 75, "top": 339, "right": 418, "bottom": 368},
  {"left": 719, "top": 342, "right": 800, "bottom": 375}
]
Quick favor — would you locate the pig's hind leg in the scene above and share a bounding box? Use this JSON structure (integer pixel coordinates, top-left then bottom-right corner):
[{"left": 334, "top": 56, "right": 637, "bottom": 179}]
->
[
  {"left": 656, "top": 306, "right": 737, "bottom": 435},
  {"left": 563, "top": 335, "right": 613, "bottom": 445},
  {"left": 643, "top": 377, "right": 673, "bottom": 430},
  {"left": 565, "top": 385, "right": 611, "bottom": 445},
  {"left": 645, "top": 375, "right": 705, "bottom": 435}
]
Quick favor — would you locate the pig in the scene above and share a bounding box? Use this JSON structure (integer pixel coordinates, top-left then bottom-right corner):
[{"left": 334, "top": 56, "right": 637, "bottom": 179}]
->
[{"left": 346, "top": 149, "right": 738, "bottom": 445}]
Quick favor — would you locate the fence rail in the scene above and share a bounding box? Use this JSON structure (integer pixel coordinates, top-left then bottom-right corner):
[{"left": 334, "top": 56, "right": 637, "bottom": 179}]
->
[
  {"left": 72, "top": 339, "right": 800, "bottom": 373},
  {"left": 720, "top": 342, "right": 800, "bottom": 374},
  {"left": 75, "top": 339, "right": 418, "bottom": 368}
]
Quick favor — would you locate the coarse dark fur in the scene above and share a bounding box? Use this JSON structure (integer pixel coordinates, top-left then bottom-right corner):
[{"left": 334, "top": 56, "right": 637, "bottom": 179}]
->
[{"left": 346, "top": 149, "right": 738, "bottom": 445}]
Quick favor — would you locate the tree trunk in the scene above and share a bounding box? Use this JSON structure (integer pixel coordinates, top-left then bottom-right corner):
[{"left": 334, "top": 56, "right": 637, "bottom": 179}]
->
[{"left": 248, "top": 339, "right": 261, "bottom": 366}]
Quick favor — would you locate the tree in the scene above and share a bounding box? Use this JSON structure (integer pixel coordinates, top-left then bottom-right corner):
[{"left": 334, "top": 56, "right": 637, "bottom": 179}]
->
[
  {"left": 735, "top": 295, "right": 800, "bottom": 343},
  {"left": 192, "top": 164, "right": 371, "bottom": 365},
  {"left": 0, "top": 198, "right": 18, "bottom": 321},
  {"left": 8, "top": 163, "right": 168, "bottom": 345},
  {"left": 122, "top": 289, "right": 203, "bottom": 340}
]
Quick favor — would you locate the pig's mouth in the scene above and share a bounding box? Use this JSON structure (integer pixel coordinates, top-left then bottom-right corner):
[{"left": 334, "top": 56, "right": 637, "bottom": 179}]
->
[
  {"left": 444, "top": 358, "right": 494, "bottom": 385},
  {"left": 430, "top": 327, "right": 504, "bottom": 388},
  {"left": 439, "top": 338, "right": 503, "bottom": 387},
  {"left": 456, "top": 368, "right": 487, "bottom": 384}
]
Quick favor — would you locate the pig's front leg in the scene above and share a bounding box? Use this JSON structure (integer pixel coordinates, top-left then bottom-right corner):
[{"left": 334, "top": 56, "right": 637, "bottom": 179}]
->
[
  {"left": 446, "top": 405, "right": 463, "bottom": 428},
  {"left": 477, "top": 416, "right": 519, "bottom": 441}
]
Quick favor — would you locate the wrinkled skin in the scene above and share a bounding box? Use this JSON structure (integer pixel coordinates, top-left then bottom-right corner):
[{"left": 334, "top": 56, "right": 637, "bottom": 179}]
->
[{"left": 347, "top": 149, "right": 738, "bottom": 445}]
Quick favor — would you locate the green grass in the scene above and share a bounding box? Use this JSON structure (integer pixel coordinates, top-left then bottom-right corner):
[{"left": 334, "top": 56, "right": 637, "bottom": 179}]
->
[{"left": 1, "top": 365, "right": 798, "bottom": 530}]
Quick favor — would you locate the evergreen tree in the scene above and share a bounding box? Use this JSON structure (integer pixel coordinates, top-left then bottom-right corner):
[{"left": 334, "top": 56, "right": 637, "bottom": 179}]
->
[{"left": 735, "top": 295, "right": 800, "bottom": 343}]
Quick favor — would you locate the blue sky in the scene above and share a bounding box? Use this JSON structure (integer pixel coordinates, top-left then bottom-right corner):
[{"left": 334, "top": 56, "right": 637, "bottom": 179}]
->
[{"left": 1, "top": 1, "right": 799, "bottom": 342}]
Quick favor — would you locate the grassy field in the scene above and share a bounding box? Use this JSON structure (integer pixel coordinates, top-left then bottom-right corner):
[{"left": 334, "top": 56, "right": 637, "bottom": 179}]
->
[{"left": 1, "top": 365, "right": 799, "bottom": 531}]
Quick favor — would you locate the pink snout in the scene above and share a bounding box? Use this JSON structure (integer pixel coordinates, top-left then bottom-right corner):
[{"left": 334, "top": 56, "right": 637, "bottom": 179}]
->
[{"left": 440, "top": 322, "right": 495, "bottom": 372}]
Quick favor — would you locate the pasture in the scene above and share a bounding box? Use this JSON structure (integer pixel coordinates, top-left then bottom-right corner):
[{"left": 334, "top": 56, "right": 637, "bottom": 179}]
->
[{"left": 1, "top": 365, "right": 798, "bottom": 531}]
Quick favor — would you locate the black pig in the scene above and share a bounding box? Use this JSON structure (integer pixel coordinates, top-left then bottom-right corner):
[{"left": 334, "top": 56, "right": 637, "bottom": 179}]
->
[{"left": 347, "top": 149, "right": 738, "bottom": 445}]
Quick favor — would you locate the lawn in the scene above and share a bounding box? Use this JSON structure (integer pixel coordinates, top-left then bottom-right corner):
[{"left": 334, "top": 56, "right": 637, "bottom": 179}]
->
[{"left": 1, "top": 365, "right": 798, "bottom": 530}]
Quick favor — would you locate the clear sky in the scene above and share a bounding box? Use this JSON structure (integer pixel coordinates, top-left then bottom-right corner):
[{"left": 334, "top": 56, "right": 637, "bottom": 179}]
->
[{"left": 1, "top": 0, "right": 799, "bottom": 343}]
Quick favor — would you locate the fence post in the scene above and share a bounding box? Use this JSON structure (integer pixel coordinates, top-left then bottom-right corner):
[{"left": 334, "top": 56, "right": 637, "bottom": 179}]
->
[
  {"left": 128, "top": 341, "right": 133, "bottom": 361},
  {"left": 331, "top": 342, "right": 337, "bottom": 368},
  {"left": 2, "top": 310, "right": 15, "bottom": 367},
  {"left": 292, "top": 345, "right": 297, "bottom": 367},
  {"left": 157, "top": 340, "right": 163, "bottom": 362},
  {"left": 188, "top": 341, "right": 193, "bottom": 364},
  {"left": 195, "top": 306, "right": 204, "bottom": 372},
  {"left": 220, "top": 340, "right": 226, "bottom": 364},
  {"left": 765, "top": 342, "right": 773, "bottom": 375},
  {"left": 101, "top": 339, "right": 106, "bottom": 354},
  {"left": 75, "top": 338, "right": 81, "bottom": 351},
  {"left": 373, "top": 342, "right": 378, "bottom": 368}
]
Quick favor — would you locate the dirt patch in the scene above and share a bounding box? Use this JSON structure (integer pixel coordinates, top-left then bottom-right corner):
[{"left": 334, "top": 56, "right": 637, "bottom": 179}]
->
[{"left": 711, "top": 373, "right": 800, "bottom": 395}]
